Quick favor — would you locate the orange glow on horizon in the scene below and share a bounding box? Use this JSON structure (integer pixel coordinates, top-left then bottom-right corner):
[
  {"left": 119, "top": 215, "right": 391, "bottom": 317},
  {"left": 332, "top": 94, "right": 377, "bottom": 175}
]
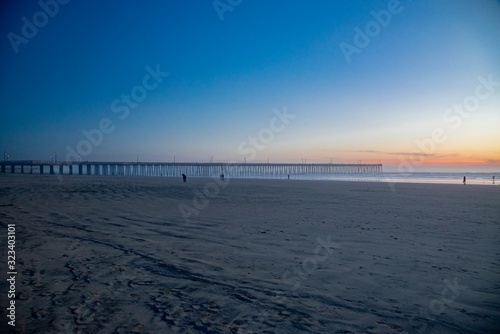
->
[{"left": 291, "top": 153, "right": 500, "bottom": 168}]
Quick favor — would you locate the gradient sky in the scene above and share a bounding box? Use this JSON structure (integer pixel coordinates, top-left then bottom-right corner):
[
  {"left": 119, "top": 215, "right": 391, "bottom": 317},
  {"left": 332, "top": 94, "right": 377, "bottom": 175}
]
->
[{"left": 1, "top": 0, "right": 499, "bottom": 171}]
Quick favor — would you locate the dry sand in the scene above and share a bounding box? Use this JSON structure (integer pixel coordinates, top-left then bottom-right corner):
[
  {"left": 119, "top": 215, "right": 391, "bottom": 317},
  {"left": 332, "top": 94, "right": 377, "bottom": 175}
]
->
[{"left": 0, "top": 174, "right": 499, "bottom": 333}]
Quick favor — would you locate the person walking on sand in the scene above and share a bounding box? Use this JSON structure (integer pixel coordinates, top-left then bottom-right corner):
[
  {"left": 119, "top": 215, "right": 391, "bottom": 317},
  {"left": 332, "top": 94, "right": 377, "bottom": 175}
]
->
[
  {"left": 463, "top": 176, "right": 466, "bottom": 185},
  {"left": 182, "top": 173, "right": 187, "bottom": 182}
]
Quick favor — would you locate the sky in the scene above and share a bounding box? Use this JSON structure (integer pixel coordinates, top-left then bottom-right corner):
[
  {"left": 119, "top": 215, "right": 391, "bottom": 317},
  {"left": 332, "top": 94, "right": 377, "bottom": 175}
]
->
[{"left": 0, "top": 0, "right": 499, "bottom": 171}]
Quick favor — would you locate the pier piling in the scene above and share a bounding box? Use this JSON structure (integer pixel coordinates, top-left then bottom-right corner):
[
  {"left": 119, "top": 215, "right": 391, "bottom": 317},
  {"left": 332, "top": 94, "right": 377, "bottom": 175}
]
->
[{"left": 0, "top": 160, "right": 383, "bottom": 178}]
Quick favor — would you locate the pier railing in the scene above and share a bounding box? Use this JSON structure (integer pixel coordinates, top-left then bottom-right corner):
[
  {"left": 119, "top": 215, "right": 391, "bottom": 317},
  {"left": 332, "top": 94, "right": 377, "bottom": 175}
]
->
[{"left": 0, "top": 161, "right": 383, "bottom": 177}]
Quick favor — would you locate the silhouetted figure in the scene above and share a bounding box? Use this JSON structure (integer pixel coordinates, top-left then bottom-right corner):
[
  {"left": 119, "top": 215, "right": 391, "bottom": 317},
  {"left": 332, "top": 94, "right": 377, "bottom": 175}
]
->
[
  {"left": 182, "top": 173, "right": 187, "bottom": 182},
  {"left": 287, "top": 174, "right": 290, "bottom": 180},
  {"left": 463, "top": 176, "right": 466, "bottom": 185},
  {"left": 493, "top": 176, "right": 495, "bottom": 184},
  {"left": 220, "top": 174, "right": 224, "bottom": 180}
]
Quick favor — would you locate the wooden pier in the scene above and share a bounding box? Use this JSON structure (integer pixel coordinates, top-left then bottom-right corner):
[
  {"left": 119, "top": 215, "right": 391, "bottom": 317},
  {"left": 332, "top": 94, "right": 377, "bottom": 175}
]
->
[{"left": 0, "top": 160, "right": 383, "bottom": 178}]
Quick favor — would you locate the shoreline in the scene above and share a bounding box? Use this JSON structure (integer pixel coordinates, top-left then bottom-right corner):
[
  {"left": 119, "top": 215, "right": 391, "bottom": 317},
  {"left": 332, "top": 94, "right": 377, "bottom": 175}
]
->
[{"left": 1, "top": 172, "right": 498, "bottom": 187}]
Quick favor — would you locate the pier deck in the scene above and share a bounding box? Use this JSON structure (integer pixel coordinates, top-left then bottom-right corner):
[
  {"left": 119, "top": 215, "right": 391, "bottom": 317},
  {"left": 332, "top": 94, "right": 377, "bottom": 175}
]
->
[{"left": 0, "top": 161, "right": 383, "bottom": 177}]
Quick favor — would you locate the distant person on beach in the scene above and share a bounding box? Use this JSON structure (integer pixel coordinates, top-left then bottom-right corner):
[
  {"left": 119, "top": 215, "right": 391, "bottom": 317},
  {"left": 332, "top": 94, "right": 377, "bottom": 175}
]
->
[
  {"left": 493, "top": 176, "right": 495, "bottom": 184},
  {"left": 287, "top": 174, "right": 290, "bottom": 180},
  {"left": 463, "top": 176, "right": 466, "bottom": 185},
  {"left": 220, "top": 174, "right": 224, "bottom": 180},
  {"left": 182, "top": 173, "right": 187, "bottom": 182}
]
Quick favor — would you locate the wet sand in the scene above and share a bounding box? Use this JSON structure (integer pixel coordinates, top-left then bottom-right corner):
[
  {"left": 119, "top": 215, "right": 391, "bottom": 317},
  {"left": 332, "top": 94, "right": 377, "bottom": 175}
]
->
[{"left": 0, "top": 174, "right": 499, "bottom": 333}]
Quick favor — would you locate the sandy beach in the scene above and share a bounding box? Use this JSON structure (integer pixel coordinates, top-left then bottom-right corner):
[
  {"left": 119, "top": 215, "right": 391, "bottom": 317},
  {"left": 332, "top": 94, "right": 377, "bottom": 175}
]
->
[{"left": 0, "top": 174, "right": 499, "bottom": 333}]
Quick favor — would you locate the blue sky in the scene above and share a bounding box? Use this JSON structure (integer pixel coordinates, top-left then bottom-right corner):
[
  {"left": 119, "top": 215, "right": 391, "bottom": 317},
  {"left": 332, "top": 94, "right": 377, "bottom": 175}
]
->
[{"left": 1, "top": 0, "right": 499, "bottom": 170}]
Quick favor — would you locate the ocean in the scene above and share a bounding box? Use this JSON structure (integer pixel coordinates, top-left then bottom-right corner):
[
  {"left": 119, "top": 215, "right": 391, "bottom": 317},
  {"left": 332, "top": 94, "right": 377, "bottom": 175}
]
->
[{"left": 251, "top": 172, "right": 499, "bottom": 186}]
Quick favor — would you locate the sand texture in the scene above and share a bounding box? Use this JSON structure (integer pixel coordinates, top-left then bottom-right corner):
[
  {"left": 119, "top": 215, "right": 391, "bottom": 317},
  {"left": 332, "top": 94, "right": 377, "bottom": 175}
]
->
[{"left": 0, "top": 174, "right": 499, "bottom": 333}]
